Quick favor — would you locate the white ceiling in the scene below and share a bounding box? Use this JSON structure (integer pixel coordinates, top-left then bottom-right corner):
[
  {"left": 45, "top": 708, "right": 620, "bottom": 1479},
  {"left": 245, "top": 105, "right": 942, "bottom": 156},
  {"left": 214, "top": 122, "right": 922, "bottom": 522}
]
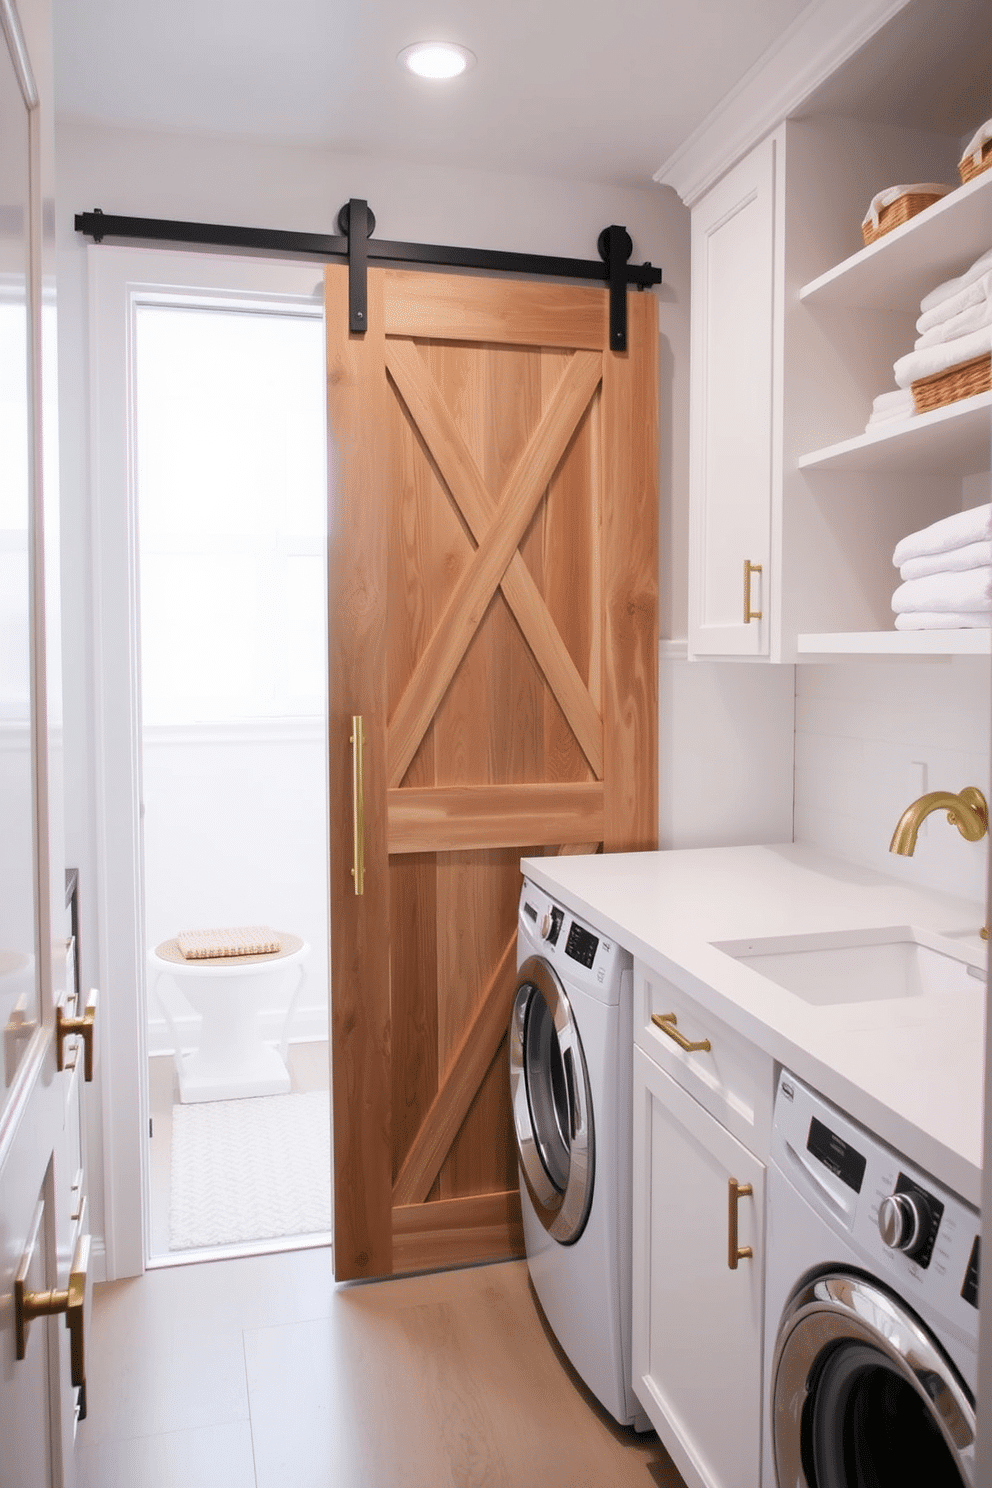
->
[{"left": 53, "top": 0, "right": 813, "bottom": 186}]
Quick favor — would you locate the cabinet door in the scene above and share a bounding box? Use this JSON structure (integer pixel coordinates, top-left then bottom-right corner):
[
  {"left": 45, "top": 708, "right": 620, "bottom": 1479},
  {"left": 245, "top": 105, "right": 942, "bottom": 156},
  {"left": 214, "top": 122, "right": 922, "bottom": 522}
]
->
[
  {"left": 632, "top": 1047, "right": 765, "bottom": 1488},
  {"left": 689, "top": 133, "right": 779, "bottom": 658}
]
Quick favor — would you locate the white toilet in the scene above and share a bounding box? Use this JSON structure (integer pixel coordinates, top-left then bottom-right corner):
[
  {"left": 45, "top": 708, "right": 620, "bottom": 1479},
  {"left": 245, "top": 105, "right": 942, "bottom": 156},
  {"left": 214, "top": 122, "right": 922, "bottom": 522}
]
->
[{"left": 148, "top": 932, "right": 310, "bottom": 1102}]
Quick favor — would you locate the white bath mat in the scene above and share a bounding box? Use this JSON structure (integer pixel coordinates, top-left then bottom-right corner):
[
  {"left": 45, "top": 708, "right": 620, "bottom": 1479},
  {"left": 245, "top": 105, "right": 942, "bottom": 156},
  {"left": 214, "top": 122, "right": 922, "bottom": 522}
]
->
[{"left": 170, "top": 1089, "right": 331, "bottom": 1251}]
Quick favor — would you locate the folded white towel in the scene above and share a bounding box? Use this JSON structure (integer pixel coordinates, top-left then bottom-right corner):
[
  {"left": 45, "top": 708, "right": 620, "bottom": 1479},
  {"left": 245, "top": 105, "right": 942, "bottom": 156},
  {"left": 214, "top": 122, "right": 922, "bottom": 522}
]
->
[
  {"left": 861, "top": 183, "right": 951, "bottom": 232},
  {"left": 900, "top": 540, "right": 992, "bottom": 581},
  {"left": 919, "top": 247, "right": 992, "bottom": 316},
  {"left": 895, "top": 611, "right": 992, "bottom": 631},
  {"left": 916, "top": 296, "right": 992, "bottom": 350},
  {"left": 917, "top": 271, "right": 992, "bottom": 336},
  {"left": 867, "top": 388, "right": 915, "bottom": 428},
  {"left": 892, "top": 567, "right": 991, "bottom": 615},
  {"left": 893, "top": 504, "right": 992, "bottom": 566},
  {"left": 894, "top": 325, "right": 992, "bottom": 388},
  {"left": 959, "top": 119, "right": 992, "bottom": 175}
]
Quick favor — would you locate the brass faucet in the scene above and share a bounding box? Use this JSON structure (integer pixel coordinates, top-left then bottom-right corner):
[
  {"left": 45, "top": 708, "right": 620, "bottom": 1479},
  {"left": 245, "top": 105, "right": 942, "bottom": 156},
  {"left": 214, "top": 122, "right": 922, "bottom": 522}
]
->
[{"left": 889, "top": 786, "right": 989, "bottom": 940}]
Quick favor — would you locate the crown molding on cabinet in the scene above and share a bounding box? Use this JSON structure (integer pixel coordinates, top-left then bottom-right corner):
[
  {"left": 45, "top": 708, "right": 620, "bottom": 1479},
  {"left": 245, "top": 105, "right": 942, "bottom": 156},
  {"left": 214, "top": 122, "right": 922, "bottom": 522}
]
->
[{"left": 654, "top": 0, "right": 912, "bottom": 206}]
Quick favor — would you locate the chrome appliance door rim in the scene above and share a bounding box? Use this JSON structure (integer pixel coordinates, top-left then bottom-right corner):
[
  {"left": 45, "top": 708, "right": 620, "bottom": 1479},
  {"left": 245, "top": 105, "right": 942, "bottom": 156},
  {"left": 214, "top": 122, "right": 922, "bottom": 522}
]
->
[
  {"left": 509, "top": 954, "right": 595, "bottom": 1244},
  {"left": 772, "top": 1270, "right": 975, "bottom": 1486}
]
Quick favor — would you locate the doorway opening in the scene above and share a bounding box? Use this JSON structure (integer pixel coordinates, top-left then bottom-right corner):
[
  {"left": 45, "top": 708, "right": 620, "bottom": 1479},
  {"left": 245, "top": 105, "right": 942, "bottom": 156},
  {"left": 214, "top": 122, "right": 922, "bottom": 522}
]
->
[{"left": 133, "top": 298, "right": 331, "bottom": 1262}]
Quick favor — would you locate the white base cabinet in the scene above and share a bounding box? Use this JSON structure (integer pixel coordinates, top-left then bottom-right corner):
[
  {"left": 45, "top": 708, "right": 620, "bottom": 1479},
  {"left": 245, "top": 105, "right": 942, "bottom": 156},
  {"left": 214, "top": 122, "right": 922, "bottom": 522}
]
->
[{"left": 632, "top": 945, "right": 773, "bottom": 1488}]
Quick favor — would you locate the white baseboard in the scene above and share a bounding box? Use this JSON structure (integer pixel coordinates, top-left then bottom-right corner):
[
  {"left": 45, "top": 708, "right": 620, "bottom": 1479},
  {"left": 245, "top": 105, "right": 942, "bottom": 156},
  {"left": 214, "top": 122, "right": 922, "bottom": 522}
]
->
[{"left": 146, "top": 1004, "right": 328, "bottom": 1057}]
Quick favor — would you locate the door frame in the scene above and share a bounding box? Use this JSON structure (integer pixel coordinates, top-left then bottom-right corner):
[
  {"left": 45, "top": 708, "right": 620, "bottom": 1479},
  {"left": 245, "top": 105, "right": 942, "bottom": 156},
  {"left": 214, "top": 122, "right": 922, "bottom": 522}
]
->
[{"left": 87, "top": 247, "right": 328, "bottom": 1278}]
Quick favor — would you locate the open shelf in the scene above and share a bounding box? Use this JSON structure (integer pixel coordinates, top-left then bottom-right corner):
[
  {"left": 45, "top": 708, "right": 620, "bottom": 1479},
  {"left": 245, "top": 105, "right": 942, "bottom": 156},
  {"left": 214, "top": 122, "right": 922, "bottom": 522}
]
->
[
  {"left": 797, "top": 629, "right": 991, "bottom": 658},
  {"left": 798, "top": 392, "right": 992, "bottom": 476},
  {"left": 799, "top": 170, "right": 992, "bottom": 312}
]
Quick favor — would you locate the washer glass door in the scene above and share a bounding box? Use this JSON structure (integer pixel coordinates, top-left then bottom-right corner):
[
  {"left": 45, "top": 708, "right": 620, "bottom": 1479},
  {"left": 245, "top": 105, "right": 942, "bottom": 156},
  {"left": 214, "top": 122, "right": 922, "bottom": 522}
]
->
[
  {"left": 772, "top": 1272, "right": 975, "bottom": 1487},
  {"left": 509, "top": 955, "right": 594, "bottom": 1244}
]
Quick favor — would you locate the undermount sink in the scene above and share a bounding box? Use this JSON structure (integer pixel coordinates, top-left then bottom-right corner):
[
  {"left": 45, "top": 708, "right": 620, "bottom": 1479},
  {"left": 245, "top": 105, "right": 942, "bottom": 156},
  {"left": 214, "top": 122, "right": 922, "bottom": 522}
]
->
[{"left": 714, "top": 927, "right": 986, "bottom": 1007}]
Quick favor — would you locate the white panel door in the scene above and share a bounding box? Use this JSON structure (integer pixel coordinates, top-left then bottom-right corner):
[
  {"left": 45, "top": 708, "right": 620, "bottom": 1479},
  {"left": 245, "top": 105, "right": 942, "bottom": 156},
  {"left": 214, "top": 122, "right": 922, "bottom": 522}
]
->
[
  {"left": 632, "top": 1048, "right": 765, "bottom": 1488},
  {"left": 689, "top": 133, "right": 780, "bottom": 658},
  {"left": 0, "top": 0, "right": 80, "bottom": 1481}
]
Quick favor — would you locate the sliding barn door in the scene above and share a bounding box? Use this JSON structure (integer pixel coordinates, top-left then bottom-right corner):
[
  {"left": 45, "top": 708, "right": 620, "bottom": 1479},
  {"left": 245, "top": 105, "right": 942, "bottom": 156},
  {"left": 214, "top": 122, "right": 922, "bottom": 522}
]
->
[{"left": 327, "top": 265, "right": 658, "bottom": 1282}]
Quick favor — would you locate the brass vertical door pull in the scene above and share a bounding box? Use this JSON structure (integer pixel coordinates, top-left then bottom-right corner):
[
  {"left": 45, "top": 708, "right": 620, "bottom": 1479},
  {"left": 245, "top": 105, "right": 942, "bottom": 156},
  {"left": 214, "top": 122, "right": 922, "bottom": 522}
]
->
[
  {"left": 743, "top": 559, "right": 762, "bottom": 623},
  {"left": 350, "top": 714, "right": 365, "bottom": 896},
  {"left": 728, "top": 1177, "right": 754, "bottom": 1270},
  {"left": 56, "top": 988, "right": 98, "bottom": 1081},
  {"left": 16, "top": 1204, "right": 91, "bottom": 1389}
]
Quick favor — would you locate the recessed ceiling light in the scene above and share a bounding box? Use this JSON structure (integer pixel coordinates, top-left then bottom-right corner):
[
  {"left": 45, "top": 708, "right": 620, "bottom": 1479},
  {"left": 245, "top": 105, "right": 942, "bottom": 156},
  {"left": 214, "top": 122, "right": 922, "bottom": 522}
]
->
[{"left": 398, "top": 41, "right": 476, "bottom": 80}]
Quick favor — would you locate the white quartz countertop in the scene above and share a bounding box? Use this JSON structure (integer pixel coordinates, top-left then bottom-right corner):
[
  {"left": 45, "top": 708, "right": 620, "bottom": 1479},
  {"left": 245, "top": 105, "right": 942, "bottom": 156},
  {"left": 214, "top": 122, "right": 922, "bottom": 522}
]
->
[{"left": 520, "top": 843, "right": 987, "bottom": 1207}]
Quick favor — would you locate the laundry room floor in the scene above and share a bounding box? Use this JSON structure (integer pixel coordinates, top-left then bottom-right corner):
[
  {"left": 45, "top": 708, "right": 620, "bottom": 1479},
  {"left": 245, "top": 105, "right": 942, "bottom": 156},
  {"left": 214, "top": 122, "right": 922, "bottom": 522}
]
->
[{"left": 75, "top": 1248, "right": 686, "bottom": 1487}]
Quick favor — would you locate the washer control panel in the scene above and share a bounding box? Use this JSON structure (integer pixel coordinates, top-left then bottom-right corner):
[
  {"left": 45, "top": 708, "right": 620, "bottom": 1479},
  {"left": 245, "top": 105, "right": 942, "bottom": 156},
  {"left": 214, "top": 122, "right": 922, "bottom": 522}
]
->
[
  {"left": 772, "top": 1070, "right": 980, "bottom": 1345},
  {"left": 518, "top": 879, "right": 629, "bottom": 1006}
]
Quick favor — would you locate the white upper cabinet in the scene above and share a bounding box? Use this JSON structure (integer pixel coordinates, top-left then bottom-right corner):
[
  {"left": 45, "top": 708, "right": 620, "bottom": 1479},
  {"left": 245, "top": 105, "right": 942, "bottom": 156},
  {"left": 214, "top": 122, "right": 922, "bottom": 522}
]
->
[
  {"left": 678, "top": 0, "right": 992, "bottom": 662},
  {"left": 688, "top": 134, "right": 780, "bottom": 658}
]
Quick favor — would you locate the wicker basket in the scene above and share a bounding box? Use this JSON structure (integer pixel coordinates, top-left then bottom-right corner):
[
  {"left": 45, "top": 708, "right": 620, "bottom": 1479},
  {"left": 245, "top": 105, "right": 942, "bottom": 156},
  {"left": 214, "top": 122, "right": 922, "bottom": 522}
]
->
[
  {"left": 959, "top": 137, "right": 992, "bottom": 185},
  {"left": 911, "top": 353, "right": 992, "bottom": 414},
  {"left": 861, "top": 191, "right": 946, "bottom": 246}
]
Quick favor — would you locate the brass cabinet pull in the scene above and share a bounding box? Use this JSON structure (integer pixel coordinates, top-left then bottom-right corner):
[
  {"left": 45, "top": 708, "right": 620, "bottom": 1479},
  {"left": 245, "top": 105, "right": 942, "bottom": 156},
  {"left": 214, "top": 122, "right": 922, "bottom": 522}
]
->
[
  {"left": 16, "top": 1203, "right": 91, "bottom": 1390},
  {"left": 743, "top": 559, "right": 762, "bottom": 623},
  {"left": 350, "top": 714, "right": 365, "bottom": 896},
  {"left": 650, "top": 1011, "right": 711, "bottom": 1054},
  {"left": 57, "top": 988, "right": 97, "bottom": 1081},
  {"left": 728, "top": 1178, "right": 754, "bottom": 1270}
]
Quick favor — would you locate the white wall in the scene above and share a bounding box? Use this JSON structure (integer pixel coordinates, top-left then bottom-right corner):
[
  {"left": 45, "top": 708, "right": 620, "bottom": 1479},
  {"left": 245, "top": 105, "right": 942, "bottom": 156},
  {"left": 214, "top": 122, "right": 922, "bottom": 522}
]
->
[
  {"left": 795, "top": 657, "right": 991, "bottom": 906},
  {"left": 659, "top": 650, "right": 796, "bottom": 848},
  {"left": 55, "top": 118, "right": 692, "bottom": 1255},
  {"left": 143, "top": 722, "right": 329, "bottom": 1052}
]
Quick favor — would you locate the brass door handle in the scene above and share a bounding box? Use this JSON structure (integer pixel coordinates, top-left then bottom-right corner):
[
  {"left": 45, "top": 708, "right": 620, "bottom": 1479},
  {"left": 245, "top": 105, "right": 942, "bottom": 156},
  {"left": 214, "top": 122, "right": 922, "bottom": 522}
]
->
[
  {"left": 728, "top": 1178, "right": 753, "bottom": 1270},
  {"left": 651, "top": 1011, "right": 711, "bottom": 1054},
  {"left": 350, "top": 715, "right": 365, "bottom": 896},
  {"left": 16, "top": 1203, "right": 91, "bottom": 1390},
  {"left": 743, "top": 559, "right": 762, "bottom": 623},
  {"left": 57, "top": 988, "right": 97, "bottom": 1081}
]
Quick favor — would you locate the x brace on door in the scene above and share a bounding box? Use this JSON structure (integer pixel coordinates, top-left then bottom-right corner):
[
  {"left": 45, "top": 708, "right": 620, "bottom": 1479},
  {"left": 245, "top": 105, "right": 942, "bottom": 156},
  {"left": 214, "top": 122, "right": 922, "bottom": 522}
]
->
[{"left": 75, "top": 198, "right": 662, "bottom": 352}]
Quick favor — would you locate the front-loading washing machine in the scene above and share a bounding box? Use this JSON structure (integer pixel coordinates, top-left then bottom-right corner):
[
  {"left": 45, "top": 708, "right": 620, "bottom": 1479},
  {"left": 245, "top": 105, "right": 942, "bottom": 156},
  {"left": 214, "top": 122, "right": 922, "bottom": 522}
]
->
[
  {"left": 763, "top": 1069, "right": 979, "bottom": 1487},
  {"left": 509, "top": 876, "right": 648, "bottom": 1430}
]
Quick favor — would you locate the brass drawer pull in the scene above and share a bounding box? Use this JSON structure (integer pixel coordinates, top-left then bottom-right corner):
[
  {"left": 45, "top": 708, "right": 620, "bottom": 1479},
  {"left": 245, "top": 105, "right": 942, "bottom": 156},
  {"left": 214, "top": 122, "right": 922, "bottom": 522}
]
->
[
  {"left": 57, "top": 988, "right": 97, "bottom": 1081},
  {"left": 728, "top": 1178, "right": 753, "bottom": 1270},
  {"left": 743, "top": 559, "right": 762, "bottom": 623},
  {"left": 16, "top": 1203, "right": 91, "bottom": 1390},
  {"left": 651, "top": 1011, "right": 711, "bottom": 1054},
  {"left": 350, "top": 714, "right": 365, "bottom": 896}
]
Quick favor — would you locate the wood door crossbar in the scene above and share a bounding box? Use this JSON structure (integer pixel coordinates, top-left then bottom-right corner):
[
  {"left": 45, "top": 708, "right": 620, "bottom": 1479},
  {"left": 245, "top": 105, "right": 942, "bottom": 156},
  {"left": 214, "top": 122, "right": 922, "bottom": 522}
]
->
[
  {"left": 387, "top": 782, "right": 604, "bottom": 854},
  {"left": 392, "top": 1190, "right": 523, "bottom": 1273},
  {"left": 392, "top": 932, "right": 518, "bottom": 1207},
  {"left": 386, "top": 340, "right": 603, "bottom": 778},
  {"left": 386, "top": 348, "right": 603, "bottom": 789}
]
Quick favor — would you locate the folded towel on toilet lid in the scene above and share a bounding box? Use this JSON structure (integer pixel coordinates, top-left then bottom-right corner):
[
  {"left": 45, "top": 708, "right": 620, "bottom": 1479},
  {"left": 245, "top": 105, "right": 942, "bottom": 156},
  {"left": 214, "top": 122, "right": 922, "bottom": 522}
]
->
[{"left": 177, "top": 926, "right": 282, "bottom": 960}]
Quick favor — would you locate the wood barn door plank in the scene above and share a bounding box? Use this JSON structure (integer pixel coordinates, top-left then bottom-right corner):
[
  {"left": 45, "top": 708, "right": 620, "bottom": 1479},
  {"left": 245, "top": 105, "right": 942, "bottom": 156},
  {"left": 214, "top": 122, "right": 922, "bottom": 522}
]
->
[
  {"left": 326, "top": 266, "right": 394, "bottom": 1281},
  {"left": 381, "top": 270, "right": 606, "bottom": 349},
  {"left": 387, "top": 782, "right": 605, "bottom": 853},
  {"left": 602, "top": 290, "right": 659, "bottom": 850}
]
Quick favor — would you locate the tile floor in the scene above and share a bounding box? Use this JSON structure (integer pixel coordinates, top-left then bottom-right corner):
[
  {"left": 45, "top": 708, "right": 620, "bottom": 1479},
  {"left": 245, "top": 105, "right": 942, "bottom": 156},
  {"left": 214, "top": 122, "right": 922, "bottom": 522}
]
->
[{"left": 75, "top": 1248, "right": 686, "bottom": 1488}]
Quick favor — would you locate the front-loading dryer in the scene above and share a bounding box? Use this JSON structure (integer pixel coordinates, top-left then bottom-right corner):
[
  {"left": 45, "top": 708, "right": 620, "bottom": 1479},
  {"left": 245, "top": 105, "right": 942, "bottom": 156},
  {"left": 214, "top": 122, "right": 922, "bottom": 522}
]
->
[
  {"left": 763, "top": 1070, "right": 979, "bottom": 1487},
  {"left": 509, "top": 876, "right": 648, "bottom": 1430}
]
